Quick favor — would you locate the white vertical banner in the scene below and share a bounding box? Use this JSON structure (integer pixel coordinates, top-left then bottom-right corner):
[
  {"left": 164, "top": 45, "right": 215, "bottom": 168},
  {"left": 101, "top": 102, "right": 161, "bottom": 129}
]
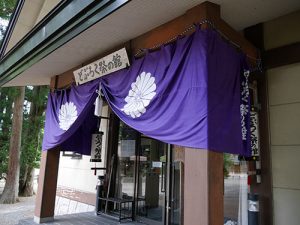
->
[{"left": 250, "top": 111, "right": 260, "bottom": 157}]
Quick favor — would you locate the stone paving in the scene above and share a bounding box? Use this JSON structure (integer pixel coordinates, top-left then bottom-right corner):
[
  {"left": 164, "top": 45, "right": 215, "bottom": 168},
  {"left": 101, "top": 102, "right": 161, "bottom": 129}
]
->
[
  {"left": 224, "top": 173, "right": 248, "bottom": 224},
  {"left": 1, "top": 176, "right": 245, "bottom": 225},
  {"left": 0, "top": 195, "right": 36, "bottom": 225},
  {"left": 0, "top": 180, "right": 35, "bottom": 225},
  {"left": 17, "top": 212, "right": 145, "bottom": 225},
  {"left": 1, "top": 180, "right": 144, "bottom": 225},
  {"left": 0, "top": 195, "right": 144, "bottom": 225}
]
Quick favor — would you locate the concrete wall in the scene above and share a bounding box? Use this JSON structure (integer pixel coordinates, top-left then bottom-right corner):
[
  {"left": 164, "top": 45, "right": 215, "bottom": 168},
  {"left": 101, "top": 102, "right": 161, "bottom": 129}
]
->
[
  {"left": 265, "top": 10, "right": 300, "bottom": 225},
  {"left": 57, "top": 105, "right": 109, "bottom": 196}
]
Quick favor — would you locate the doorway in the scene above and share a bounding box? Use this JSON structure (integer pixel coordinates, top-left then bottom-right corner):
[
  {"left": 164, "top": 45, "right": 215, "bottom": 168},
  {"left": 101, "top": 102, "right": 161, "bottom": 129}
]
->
[
  {"left": 136, "top": 136, "right": 168, "bottom": 225},
  {"left": 112, "top": 121, "right": 182, "bottom": 225}
]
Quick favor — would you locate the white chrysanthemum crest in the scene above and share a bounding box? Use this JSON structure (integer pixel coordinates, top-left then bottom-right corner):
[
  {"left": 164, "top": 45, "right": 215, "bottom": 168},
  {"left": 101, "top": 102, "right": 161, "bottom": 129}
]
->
[
  {"left": 59, "top": 102, "right": 78, "bottom": 131},
  {"left": 122, "top": 72, "right": 156, "bottom": 118}
]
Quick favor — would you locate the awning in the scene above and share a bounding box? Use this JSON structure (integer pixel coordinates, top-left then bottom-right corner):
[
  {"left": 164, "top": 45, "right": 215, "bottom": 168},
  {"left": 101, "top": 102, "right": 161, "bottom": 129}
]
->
[{"left": 42, "top": 27, "right": 250, "bottom": 156}]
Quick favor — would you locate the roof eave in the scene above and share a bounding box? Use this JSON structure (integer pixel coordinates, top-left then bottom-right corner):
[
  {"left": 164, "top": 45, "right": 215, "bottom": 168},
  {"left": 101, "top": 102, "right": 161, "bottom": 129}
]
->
[
  {"left": 0, "top": 0, "right": 25, "bottom": 58},
  {"left": 0, "top": 0, "right": 130, "bottom": 87}
]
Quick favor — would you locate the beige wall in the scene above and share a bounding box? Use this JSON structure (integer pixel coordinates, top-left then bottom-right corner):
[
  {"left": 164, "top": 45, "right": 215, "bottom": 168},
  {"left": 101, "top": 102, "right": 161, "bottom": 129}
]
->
[
  {"left": 265, "top": 9, "right": 300, "bottom": 225},
  {"left": 268, "top": 63, "right": 300, "bottom": 225},
  {"left": 264, "top": 10, "right": 300, "bottom": 50}
]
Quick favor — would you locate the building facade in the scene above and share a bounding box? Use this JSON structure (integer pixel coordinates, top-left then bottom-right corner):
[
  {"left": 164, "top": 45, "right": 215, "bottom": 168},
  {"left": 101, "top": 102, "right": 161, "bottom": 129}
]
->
[{"left": 0, "top": 1, "right": 300, "bottom": 225}]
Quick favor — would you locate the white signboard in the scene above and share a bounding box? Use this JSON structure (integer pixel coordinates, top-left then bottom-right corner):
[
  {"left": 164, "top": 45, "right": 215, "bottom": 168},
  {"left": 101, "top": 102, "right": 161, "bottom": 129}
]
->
[
  {"left": 152, "top": 161, "right": 162, "bottom": 168},
  {"left": 73, "top": 48, "right": 130, "bottom": 85}
]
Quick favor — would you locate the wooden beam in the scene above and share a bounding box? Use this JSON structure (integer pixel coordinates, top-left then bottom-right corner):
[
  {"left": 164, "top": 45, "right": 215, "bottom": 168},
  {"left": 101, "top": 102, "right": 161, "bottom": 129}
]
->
[
  {"left": 264, "top": 42, "right": 300, "bottom": 69},
  {"left": 132, "top": 1, "right": 258, "bottom": 63}
]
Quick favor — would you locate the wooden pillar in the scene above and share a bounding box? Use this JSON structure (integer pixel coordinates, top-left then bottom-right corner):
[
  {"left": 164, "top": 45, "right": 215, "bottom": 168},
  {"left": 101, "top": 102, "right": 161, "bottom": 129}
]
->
[
  {"left": 34, "top": 148, "right": 60, "bottom": 223},
  {"left": 34, "top": 76, "right": 61, "bottom": 224},
  {"left": 184, "top": 149, "right": 223, "bottom": 225}
]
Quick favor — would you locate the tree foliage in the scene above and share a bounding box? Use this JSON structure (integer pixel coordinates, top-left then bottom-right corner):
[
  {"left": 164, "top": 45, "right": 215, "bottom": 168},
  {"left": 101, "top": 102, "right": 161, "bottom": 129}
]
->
[
  {"left": 223, "top": 153, "right": 234, "bottom": 178},
  {"left": 0, "top": 0, "right": 16, "bottom": 19},
  {"left": 0, "top": 0, "right": 16, "bottom": 43},
  {"left": 0, "top": 0, "right": 17, "bottom": 180},
  {"left": 0, "top": 86, "right": 25, "bottom": 203},
  {"left": 19, "top": 86, "right": 48, "bottom": 196},
  {"left": 0, "top": 86, "right": 48, "bottom": 198},
  {"left": 0, "top": 87, "right": 17, "bottom": 177}
]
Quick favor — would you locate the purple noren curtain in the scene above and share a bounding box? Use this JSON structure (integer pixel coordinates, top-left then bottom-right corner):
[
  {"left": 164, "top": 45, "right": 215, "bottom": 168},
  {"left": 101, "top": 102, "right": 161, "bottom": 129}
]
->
[
  {"left": 42, "top": 81, "right": 99, "bottom": 155},
  {"left": 42, "top": 28, "right": 250, "bottom": 156}
]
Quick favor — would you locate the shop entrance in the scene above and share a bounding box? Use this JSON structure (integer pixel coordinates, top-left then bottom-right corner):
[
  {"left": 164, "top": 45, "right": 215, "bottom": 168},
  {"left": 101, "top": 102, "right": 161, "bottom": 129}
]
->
[
  {"left": 136, "top": 136, "right": 168, "bottom": 225},
  {"left": 113, "top": 121, "right": 182, "bottom": 224}
]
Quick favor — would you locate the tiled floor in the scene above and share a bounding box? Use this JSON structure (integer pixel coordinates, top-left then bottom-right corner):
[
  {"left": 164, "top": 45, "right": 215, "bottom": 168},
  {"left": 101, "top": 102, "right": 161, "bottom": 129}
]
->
[{"left": 17, "top": 212, "right": 146, "bottom": 225}]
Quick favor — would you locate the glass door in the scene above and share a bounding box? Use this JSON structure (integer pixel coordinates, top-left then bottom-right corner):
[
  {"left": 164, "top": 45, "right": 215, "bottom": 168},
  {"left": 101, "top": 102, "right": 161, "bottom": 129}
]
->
[
  {"left": 170, "top": 161, "right": 183, "bottom": 225},
  {"left": 136, "top": 137, "right": 168, "bottom": 225},
  {"left": 115, "top": 122, "right": 138, "bottom": 200},
  {"left": 113, "top": 121, "right": 179, "bottom": 224}
]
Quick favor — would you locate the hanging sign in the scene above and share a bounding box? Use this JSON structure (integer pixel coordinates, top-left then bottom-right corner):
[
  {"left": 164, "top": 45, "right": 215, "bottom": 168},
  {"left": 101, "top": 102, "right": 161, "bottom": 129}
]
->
[
  {"left": 74, "top": 48, "right": 130, "bottom": 85},
  {"left": 90, "top": 132, "right": 104, "bottom": 162},
  {"left": 250, "top": 111, "right": 260, "bottom": 157}
]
